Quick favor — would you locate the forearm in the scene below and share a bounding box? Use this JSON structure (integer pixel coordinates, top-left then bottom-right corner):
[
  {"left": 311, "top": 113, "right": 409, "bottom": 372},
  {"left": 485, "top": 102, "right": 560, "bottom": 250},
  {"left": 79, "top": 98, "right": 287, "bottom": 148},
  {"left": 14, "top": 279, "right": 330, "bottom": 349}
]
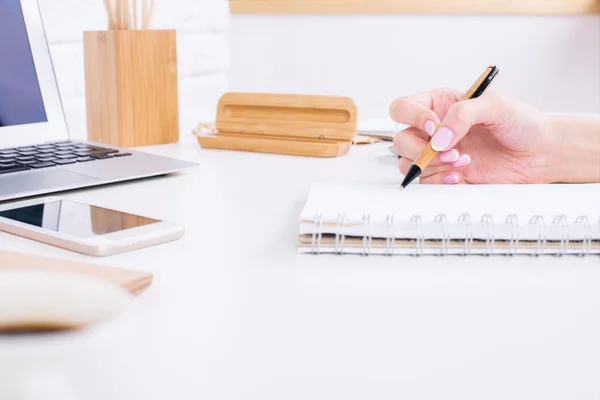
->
[{"left": 546, "top": 115, "right": 600, "bottom": 183}]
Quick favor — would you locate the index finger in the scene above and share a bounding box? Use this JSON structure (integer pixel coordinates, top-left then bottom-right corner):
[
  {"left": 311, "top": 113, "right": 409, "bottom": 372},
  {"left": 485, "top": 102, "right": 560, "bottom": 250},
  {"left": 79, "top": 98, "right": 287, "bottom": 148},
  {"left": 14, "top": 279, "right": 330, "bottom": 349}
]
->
[
  {"left": 389, "top": 92, "right": 441, "bottom": 136},
  {"left": 389, "top": 88, "right": 464, "bottom": 134}
]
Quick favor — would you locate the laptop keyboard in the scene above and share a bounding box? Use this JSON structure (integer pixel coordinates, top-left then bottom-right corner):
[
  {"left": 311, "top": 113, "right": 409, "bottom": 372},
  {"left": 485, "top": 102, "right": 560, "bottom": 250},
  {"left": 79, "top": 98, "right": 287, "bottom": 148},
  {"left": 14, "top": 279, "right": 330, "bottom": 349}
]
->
[{"left": 0, "top": 141, "right": 131, "bottom": 175}]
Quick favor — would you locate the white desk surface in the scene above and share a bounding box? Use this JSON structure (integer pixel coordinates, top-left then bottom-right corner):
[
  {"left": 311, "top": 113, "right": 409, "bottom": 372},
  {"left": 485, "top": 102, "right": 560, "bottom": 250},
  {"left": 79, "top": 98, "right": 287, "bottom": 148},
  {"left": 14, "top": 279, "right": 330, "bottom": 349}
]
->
[{"left": 1, "top": 137, "right": 599, "bottom": 400}]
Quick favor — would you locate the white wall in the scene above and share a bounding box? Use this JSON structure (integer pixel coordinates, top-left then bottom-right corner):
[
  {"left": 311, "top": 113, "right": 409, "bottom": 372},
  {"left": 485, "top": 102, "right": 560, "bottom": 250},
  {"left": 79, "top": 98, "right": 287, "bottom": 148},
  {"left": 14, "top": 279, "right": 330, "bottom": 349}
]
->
[
  {"left": 228, "top": 15, "right": 600, "bottom": 121},
  {"left": 39, "top": 5, "right": 600, "bottom": 138},
  {"left": 39, "top": 0, "right": 230, "bottom": 140}
]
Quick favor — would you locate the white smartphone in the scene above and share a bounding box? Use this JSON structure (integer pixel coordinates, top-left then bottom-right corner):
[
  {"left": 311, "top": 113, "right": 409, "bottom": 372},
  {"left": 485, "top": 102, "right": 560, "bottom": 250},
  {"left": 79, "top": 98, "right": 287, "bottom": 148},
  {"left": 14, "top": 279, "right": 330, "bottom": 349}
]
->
[{"left": 0, "top": 197, "right": 184, "bottom": 257}]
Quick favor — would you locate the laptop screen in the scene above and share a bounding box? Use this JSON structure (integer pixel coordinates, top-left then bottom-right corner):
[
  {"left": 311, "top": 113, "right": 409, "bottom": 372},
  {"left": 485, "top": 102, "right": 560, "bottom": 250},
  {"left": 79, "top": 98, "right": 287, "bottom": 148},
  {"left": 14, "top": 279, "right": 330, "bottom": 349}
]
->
[{"left": 0, "top": 0, "right": 48, "bottom": 128}]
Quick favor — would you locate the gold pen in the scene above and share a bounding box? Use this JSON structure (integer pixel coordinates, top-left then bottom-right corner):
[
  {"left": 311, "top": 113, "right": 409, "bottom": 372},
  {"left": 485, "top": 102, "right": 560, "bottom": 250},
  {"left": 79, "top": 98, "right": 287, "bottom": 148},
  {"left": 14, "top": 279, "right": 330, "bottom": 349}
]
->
[{"left": 400, "top": 65, "right": 500, "bottom": 188}]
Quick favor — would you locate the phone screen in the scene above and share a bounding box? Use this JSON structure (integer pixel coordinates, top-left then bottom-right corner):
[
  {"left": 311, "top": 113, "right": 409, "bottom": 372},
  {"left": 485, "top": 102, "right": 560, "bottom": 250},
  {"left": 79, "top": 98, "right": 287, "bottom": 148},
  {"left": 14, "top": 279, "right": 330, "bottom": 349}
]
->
[{"left": 0, "top": 200, "right": 160, "bottom": 238}]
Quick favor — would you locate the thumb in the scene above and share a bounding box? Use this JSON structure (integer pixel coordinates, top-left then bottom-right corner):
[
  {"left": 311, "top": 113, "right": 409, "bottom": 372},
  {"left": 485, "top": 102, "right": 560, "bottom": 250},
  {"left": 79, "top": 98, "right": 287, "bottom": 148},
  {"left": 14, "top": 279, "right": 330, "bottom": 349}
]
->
[{"left": 430, "top": 93, "right": 502, "bottom": 152}]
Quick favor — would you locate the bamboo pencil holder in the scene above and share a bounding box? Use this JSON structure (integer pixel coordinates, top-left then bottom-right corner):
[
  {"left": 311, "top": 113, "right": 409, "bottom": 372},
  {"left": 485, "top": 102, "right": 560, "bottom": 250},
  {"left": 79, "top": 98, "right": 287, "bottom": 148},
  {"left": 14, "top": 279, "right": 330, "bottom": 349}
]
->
[{"left": 83, "top": 30, "right": 179, "bottom": 148}]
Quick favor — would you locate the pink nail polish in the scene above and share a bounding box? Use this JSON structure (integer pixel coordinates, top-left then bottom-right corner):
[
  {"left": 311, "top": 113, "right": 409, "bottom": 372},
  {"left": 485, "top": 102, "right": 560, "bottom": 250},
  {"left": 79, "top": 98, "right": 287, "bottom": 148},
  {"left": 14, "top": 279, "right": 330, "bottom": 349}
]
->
[
  {"left": 431, "top": 127, "right": 454, "bottom": 151},
  {"left": 453, "top": 154, "right": 471, "bottom": 168},
  {"left": 439, "top": 149, "right": 459, "bottom": 163},
  {"left": 443, "top": 173, "right": 460, "bottom": 185},
  {"left": 424, "top": 120, "right": 435, "bottom": 136}
]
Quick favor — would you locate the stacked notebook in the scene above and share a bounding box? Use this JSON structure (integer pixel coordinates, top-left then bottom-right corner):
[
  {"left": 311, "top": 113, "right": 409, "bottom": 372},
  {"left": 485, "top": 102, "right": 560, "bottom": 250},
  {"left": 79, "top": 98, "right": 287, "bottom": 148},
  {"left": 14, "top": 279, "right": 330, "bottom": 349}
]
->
[{"left": 297, "top": 182, "right": 600, "bottom": 256}]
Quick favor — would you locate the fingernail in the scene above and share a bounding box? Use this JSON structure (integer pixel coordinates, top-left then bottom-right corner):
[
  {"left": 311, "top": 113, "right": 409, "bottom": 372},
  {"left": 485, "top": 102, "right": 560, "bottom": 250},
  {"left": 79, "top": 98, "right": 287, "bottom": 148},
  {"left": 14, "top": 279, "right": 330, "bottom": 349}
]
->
[
  {"left": 431, "top": 127, "right": 454, "bottom": 151},
  {"left": 453, "top": 154, "right": 471, "bottom": 168},
  {"left": 424, "top": 120, "right": 436, "bottom": 136},
  {"left": 439, "top": 149, "right": 459, "bottom": 163},
  {"left": 443, "top": 173, "right": 460, "bottom": 185}
]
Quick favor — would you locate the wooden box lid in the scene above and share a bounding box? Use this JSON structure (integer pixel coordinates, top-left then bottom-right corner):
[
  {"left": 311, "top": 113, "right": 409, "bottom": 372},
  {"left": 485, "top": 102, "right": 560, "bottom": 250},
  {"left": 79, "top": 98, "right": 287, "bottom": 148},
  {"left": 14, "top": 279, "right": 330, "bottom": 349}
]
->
[{"left": 215, "top": 92, "right": 357, "bottom": 142}]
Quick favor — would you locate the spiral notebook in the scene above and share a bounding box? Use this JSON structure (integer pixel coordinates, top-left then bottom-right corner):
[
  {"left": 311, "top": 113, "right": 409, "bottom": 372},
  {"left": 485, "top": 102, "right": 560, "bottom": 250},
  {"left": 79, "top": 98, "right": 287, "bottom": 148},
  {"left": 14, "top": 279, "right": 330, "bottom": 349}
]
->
[{"left": 297, "top": 182, "right": 600, "bottom": 256}]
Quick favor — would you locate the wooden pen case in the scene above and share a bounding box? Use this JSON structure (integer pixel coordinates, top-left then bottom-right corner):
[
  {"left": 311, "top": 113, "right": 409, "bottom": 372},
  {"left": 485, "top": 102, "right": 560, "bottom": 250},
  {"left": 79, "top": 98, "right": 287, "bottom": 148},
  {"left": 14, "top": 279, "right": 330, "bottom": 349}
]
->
[{"left": 196, "top": 92, "right": 358, "bottom": 158}]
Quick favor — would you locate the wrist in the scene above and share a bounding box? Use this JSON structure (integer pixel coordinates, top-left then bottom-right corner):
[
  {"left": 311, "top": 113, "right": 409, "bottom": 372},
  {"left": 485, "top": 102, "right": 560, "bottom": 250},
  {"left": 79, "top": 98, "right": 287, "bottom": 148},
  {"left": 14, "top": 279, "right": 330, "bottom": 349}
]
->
[{"left": 544, "top": 115, "right": 600, "bottom": 184}]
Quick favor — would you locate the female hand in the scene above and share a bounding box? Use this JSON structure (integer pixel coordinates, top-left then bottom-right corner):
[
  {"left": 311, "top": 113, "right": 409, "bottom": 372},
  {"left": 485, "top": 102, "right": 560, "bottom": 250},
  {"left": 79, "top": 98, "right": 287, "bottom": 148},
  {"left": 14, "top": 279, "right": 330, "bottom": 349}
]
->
[{"left": 389, "top": 88, "right": 555, "bottom": 184}]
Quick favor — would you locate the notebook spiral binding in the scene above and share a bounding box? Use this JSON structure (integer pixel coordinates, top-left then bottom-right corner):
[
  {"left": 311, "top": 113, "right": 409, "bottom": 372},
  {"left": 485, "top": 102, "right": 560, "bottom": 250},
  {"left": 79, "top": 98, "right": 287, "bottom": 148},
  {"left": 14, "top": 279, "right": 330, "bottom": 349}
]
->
[{"left": 310, "top": 213, "right": 599, "bottom": 257}]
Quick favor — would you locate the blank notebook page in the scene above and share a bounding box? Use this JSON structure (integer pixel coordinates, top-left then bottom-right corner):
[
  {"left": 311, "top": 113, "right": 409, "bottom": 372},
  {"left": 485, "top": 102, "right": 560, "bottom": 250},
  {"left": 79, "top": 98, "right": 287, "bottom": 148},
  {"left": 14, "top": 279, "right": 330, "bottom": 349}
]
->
[{"left": 298, "top": 182, "right": 600, "bottom": 241}]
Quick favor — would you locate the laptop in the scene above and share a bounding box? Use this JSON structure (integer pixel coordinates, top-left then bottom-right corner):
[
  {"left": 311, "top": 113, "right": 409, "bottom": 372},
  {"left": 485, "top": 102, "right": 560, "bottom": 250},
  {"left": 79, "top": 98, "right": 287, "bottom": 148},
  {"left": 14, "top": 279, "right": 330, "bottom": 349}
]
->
[{"left": 0, "top": 0, "right": 197, "bottom": 203}]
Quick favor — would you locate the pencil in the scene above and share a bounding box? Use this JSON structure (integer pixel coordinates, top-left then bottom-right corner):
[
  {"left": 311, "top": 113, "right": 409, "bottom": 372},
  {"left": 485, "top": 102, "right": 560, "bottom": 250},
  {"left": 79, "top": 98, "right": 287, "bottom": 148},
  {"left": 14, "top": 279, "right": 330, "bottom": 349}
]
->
[
  {"left": 146, "top": 0, "right": 156, "bottom": 29},
  {"left": 103, "top": 0, "right": 115, "bottom": 29},
  {"left": 123, "top": 0, "right": 130, "bottom": 30},
  {"left": 142, "top": 0, "right": 149, "bottom": 29},
  {"left": 400, "top": 65, "right": 499, "bottom": 189},
  {"left": 115, "top": 0, "right": 123, "bottom": 30},
  {"left": 133, "top": 0, "right": 139, "bottom": 30}
]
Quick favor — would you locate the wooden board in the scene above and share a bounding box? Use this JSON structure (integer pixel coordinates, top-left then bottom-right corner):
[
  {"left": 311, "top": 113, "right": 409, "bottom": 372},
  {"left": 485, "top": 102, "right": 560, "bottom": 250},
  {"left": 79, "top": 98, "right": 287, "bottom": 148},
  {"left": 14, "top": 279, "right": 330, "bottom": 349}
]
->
[
  {"left": 196, "top": 92, "right": 358, "bottom": 158},
  {"left": 0, "top": 250, "right": 153, "bottom": 296},
  {"left": 230, "top": 0, "right": 600, "bottom": 14},
  {"left": 215, "top": 92, "right": 357, "bottom": 142},
  {"left": 198, "top": 132, "right": 352, "bottom": 157}
]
